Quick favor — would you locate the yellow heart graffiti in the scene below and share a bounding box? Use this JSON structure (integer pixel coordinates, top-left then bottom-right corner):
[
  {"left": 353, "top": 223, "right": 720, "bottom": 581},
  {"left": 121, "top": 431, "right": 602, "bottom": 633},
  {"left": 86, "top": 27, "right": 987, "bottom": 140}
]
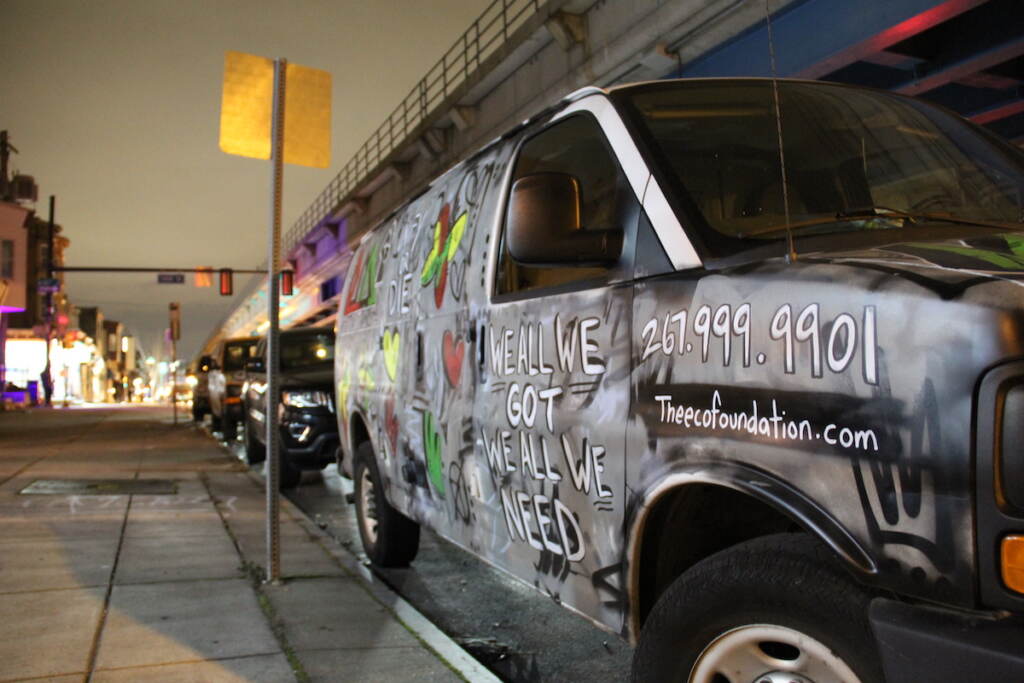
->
[
  {"left": 382, "top": 329, "right": 400, "bottom": 381},
  {"left": 337, "top": 371, "right": 350, "bottom": 423}
]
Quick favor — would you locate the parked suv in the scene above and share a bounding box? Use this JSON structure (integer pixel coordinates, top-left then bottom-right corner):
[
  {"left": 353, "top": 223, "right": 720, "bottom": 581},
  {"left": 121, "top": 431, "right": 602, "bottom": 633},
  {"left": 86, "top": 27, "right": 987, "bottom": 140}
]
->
[
  {"left": 207, "top": 336, "right": 259, "bottom": 439},
  {"left": 335, "top": 79, "right": 1024, "bottom": 681},
  {"left": 242, "top": 327, "right": 338, "bottom": 488}
]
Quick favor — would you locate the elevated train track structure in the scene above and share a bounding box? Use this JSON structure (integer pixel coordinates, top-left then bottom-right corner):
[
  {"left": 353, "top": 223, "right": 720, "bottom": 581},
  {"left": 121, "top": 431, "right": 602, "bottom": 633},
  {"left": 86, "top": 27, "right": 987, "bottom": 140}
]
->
[{"left": 206, "top": 0, "right": 1024, "bottom": 349}]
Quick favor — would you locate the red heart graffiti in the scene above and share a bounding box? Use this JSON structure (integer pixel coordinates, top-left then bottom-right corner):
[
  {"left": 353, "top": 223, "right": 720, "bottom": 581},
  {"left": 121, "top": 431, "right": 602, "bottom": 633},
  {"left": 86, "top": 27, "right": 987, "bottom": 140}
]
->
[
  {"left": 384, "top": 396, "right": 399, "bottom": 455},
  {"left": 442, "top": 330, "right": 465, "bottom": 388}
]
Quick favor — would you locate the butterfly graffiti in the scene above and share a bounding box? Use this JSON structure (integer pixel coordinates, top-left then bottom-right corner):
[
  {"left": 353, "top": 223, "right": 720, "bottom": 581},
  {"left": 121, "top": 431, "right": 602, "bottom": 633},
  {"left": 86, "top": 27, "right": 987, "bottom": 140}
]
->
[{"left": 420, "top": 204, "right": 468, "bottom": 309}]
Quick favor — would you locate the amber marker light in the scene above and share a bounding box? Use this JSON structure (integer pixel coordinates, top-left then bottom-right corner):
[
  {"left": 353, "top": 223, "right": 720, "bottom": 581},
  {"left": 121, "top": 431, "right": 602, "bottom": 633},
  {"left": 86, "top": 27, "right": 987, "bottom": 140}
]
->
[{"left": 1003, "top": 535, "right": 1024, "bottom": 594}]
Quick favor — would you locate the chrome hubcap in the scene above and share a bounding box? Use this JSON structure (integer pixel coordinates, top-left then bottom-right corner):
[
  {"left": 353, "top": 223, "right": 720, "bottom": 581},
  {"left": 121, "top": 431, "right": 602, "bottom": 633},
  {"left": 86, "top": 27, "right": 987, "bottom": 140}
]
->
[
  {"left": 690, "top": 624, "right": 860, "bottom": 683},
  {"left": 358, "top": 466, "right": 378, "bottom": 545}
]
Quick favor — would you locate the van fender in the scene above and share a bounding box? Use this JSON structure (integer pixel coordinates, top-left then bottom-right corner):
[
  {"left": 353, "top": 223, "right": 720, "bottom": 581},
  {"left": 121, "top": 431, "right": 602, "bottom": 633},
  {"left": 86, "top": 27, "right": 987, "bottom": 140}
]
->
[
  {"left": 625, "top": 461, "right": 878, "bottom": 641},
  {"left": 345, "top": 407, "right": 375, "bottom": 474}
]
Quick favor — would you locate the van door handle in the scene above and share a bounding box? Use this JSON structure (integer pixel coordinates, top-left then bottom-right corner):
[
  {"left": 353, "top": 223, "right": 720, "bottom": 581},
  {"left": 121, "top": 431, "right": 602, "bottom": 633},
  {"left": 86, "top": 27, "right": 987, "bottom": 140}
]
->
[
  {"left": 476, "top": 322, "right": 486, "bottom": 373},
  {"left": 416, "top": 331, "right": 424, "bottom": 379}
]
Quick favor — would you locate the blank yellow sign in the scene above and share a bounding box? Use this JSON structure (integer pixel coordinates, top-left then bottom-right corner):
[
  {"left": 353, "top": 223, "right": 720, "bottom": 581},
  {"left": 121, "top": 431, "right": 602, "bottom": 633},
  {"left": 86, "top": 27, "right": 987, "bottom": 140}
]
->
[{"left": 219, "top": 51, "right": 331, "bottom": 169}]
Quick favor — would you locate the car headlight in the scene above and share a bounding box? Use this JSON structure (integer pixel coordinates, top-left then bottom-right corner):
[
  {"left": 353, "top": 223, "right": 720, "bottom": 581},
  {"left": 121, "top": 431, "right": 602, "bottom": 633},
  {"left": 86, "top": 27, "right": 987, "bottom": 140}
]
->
[
  {"left": 281, "top": 390, "right": 329, "bottom": 408},
  {"left": 186, "top": 375, "right": 198, "bottom": 387}
]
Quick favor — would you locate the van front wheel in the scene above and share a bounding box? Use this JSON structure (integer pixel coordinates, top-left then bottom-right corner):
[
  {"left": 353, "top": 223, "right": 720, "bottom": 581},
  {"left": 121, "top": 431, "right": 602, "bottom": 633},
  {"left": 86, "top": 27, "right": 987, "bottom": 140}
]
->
[
  {"left": 632, "top": 533, "right": 883, "bottom": 683},
  {"left": 353, "top": 441, "right": 419, "bottom": 567}
]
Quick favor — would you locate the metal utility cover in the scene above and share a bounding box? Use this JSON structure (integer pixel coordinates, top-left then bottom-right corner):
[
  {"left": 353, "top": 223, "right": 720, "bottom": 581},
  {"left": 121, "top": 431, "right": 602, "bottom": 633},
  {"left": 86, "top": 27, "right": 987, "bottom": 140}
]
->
[
  {"left": 219, "top": 51, "right": 332, "bottom": 168},
  {"left": 19, "top": 479, "right": 179, "bottom": 495}
]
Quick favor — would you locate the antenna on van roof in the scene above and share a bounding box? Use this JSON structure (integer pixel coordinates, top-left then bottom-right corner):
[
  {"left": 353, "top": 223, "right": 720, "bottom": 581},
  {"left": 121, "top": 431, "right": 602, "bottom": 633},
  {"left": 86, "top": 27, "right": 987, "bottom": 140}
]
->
[{"left": 765, "top": 0, "right": 797, "bottom": 263}]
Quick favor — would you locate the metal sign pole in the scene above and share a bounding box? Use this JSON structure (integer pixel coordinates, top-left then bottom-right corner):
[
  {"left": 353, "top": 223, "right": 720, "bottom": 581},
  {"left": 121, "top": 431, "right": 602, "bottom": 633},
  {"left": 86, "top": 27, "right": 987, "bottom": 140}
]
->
[
  {"left": 169, "top": 302, "right": 180, "bottom": 424},
  {"left": 171, "top": 336, "right": 177, "bottom": 424},
  {"left": 265, "top": 57, "right": 287, "bottom": 583}
]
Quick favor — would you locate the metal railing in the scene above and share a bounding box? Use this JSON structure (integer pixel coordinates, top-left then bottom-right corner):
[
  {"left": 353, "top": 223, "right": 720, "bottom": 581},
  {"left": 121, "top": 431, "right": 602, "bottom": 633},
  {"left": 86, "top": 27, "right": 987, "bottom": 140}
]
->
[{"left": 282, "top": 0, "right": 544, "bottom": 254}]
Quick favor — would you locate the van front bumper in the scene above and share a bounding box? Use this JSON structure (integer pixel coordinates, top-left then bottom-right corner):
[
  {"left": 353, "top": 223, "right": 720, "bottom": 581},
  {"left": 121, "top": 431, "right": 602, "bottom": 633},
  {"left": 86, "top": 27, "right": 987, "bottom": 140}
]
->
[{"left": 870, "top": 598, "right": 1024, "bottom": 682}]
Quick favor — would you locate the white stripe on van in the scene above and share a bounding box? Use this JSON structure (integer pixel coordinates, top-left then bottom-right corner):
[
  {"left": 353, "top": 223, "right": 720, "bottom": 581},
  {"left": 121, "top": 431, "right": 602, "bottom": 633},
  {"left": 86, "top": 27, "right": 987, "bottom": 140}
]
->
[{"left": 554, "top": 95, "right": 702, "bottom": 271}]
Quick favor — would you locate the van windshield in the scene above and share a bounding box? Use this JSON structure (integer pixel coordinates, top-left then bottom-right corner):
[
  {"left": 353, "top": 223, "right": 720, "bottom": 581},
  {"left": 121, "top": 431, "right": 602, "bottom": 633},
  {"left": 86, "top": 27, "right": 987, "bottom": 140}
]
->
[{"left": 617, "top": 81, "right": 1024, "bottom": 256}]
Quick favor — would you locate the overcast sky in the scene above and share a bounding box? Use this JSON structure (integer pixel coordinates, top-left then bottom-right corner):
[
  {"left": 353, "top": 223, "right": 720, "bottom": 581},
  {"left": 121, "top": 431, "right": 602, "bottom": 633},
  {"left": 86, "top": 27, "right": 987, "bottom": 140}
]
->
[{"left": 1, "top": 0, "right": 487, "bottom": 360}]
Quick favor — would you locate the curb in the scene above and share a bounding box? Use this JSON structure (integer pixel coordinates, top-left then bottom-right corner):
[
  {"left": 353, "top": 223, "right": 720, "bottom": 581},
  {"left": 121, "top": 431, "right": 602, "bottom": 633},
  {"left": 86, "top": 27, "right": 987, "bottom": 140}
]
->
[{"left": 242, "top": 468, "right": 500, "bottom": 683}]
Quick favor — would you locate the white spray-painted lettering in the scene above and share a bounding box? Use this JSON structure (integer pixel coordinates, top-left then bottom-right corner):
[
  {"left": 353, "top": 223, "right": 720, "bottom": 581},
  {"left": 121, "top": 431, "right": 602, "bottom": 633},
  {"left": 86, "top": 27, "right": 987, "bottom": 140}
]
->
[
  {"left": 654, "top": 390, "right": 879, "bottom": 452},
  {"left": 641, "top": 302, "right": 878, "bottom": 385},
  {"left": 483, "top": 315, "right": 612, "bottom": 562}
]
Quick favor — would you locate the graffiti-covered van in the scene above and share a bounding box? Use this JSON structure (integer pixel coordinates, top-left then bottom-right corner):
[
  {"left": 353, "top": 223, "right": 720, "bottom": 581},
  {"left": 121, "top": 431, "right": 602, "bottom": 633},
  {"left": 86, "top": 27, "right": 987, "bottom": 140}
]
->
[{"left": 335, "top": 79, "right": 1024, "bottom": 681}]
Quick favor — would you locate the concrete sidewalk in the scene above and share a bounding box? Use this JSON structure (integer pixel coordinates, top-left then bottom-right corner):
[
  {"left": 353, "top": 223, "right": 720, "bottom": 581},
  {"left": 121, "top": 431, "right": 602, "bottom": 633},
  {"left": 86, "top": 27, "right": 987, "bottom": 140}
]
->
[{"left": 0, "top": 405, "right": 496, "bottom": 682}]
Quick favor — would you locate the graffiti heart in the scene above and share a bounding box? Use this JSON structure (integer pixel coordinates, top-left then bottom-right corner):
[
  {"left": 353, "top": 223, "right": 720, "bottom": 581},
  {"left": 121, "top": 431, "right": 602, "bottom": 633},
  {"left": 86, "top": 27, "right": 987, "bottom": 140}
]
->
[
  {"left": 423, "top": 411, "right": 446, "bottom": 497},
  {"left": 383, "top": 329, "right": 400, "bottom": 381},
  {"left": 385, "top": 396, "right": 399, "bottom": 455},
  {"left": 442, "top": 330, "right": 466, "bottom": 388},
  {"left": 336, "top": 370, "right": 351, "bottom": 425},
  {"left": 420, "top": 203, "right": 468, "bottom": 309}
]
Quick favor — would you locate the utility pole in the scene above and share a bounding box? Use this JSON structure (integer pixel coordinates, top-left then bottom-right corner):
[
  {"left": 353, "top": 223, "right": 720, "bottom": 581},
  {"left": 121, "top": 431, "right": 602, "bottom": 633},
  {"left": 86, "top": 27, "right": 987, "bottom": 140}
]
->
[
  {"left": 0, "top": 131, "right": 17, "bottom": 400},
  {"left": 42, "top": 196, "right": 55, "bottom": 407},
  {"left": 0, "top": 130, "right": 15, "bottom": 200}
]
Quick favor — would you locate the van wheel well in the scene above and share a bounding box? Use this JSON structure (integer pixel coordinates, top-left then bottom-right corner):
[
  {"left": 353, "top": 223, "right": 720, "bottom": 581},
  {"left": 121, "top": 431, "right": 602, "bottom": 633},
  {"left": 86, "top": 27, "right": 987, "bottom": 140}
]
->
[
  {"left": 350, "top": 413, "right": 371, "bottom": 454},
  {"left": 637, "top": 484, "right": 800, "bottom": 627}
]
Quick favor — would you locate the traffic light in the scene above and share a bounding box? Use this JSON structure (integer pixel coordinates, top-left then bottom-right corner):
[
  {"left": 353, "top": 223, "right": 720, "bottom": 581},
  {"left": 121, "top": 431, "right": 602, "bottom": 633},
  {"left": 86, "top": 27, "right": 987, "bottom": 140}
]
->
[
  {"left": 195, "top": 266, "right": 213, "bottom": 287},
  {"left": 219, "top": 268, "right": 233, "bottom": 296},
  {"left": 281, "top": 270, "right": 294, "bottom": 296}
]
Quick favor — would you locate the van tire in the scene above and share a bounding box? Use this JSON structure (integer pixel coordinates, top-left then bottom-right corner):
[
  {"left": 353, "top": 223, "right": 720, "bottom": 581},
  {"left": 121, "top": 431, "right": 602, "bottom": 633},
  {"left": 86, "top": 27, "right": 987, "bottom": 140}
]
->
[
  {"left": 631, "top": 533, "right": 882, "bottom": 683},
  {"left": 354, "top": 441, "right": 419, "bottom": 567}
]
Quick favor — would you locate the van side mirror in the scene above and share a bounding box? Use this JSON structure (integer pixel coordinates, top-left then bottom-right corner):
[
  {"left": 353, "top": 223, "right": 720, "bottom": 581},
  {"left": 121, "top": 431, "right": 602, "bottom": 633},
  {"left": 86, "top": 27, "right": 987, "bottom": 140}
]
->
[
  {"left": 245, "top": 358, "right": 265, "bottom": 373},
  {"left": 506, "top": 172, "right": 623, "bottom": 267}
]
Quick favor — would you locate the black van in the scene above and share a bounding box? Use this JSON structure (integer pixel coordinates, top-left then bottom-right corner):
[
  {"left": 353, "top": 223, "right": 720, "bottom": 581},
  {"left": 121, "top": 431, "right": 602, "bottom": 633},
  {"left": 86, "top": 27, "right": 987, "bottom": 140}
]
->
[{"left": 334, "top": 79, "right": 1024, "bottom": 681}]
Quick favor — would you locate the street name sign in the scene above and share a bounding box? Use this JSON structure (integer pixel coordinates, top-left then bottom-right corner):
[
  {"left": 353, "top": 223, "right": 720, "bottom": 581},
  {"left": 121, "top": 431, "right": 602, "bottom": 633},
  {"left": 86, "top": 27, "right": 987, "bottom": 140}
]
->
[
  {"left": 36, "top": 277, "right": 60, "bottom": 293},
  {"left": 157, "top": 273, "right": 185, "bottom": 284}
]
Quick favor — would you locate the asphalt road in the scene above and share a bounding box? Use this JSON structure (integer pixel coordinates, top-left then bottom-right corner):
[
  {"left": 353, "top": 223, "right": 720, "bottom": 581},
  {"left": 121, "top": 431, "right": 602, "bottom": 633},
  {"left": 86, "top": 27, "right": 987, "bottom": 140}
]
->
[{"left": 218, "top": 430, "right": 634, "bottom": 682}]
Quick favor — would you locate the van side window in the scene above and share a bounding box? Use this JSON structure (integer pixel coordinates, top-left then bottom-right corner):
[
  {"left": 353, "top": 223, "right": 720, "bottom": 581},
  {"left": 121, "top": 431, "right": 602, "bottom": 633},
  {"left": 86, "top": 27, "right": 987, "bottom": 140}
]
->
[{"left": 496, "top": 114, "right": 635, "bottom": 296}]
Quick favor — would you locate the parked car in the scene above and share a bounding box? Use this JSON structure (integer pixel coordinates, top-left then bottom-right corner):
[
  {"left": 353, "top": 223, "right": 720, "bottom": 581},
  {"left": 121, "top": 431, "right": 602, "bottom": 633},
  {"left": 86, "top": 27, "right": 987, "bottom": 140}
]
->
[
  {"left": 242, "top": 327, "right": 338, "bottom": 488},
  {"left": 207, "top": 336, "right": 260, "bottom": 439},
  {"left": 334, "top": 78, "right": 1024, "bottom": 681},
  {"left": 189, "top": 355, "right": 213, "bottom": 422}
]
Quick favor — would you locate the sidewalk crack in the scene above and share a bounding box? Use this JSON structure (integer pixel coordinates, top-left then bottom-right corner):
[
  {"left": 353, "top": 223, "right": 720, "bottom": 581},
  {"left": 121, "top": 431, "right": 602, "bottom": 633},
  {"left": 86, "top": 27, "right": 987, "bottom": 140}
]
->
[{"left": 83, "top": 471, "right": 137, "bottom": 681}]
